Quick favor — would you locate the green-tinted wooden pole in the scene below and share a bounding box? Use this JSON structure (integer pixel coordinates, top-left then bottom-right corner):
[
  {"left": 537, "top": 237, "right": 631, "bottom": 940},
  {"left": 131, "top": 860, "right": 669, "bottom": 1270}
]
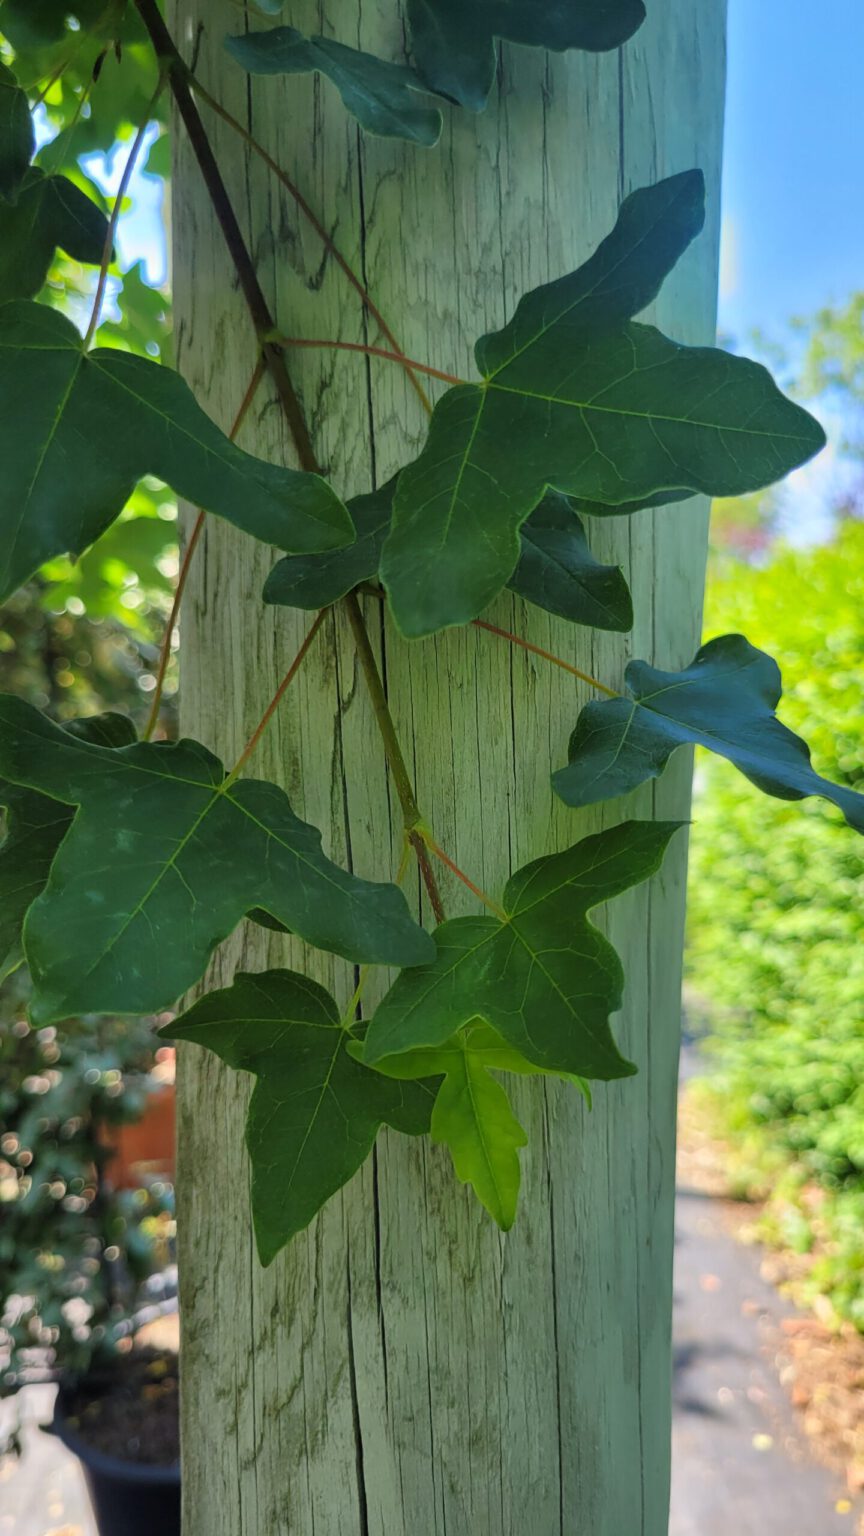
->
[{"left": 171, "top": 1, "right": 727, "bottom": 1529}]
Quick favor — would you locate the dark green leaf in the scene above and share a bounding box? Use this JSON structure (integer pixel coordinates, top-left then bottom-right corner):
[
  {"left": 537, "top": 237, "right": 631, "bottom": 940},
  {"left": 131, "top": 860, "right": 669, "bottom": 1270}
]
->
[
  {"left": 0, "top": 62, "right": 34, "bottom": 203},
  {"left": 553, "top": 634, "right": 864, "bottom": 833},
  {"left": 264, "top": 478, "right": 395, "bottom": 609},
  {"left": 0, "top": 695, "right": 434, "bottom": 1024},
  {"left": 0, "top": 712, "right": 136, "bottom": 982},
  {"left": 165, "top": 969, "right": 437, "bottom": 1263},
  {"left": 509, "top": 492, "right": 632, "bottom": 630},
  {"left": 265, "top": 478, "right": 631, "bottom": 631},
  {"left": 0, "top": 0, "right": 73, "bottom": 46},
  {"left": 0, "top": 169, "right": 110, "bottom": 300},
  {"left": 382, "top": 173, "right": 825, "bottom": 637},
  {"left": 225, "top": 26, "right": 442, "bottom": 146},
  {"left": 0, "top": 302, "right": 352, "bottom": 605},
  {"left": 407, "top": 0, "right": 646, "bottom": 111},
  {"left": 0, "top": 0, "right": 117, "bottom": 46},
  {"left": 364, "top": 820, "right": 681, "bottom": 1078}
]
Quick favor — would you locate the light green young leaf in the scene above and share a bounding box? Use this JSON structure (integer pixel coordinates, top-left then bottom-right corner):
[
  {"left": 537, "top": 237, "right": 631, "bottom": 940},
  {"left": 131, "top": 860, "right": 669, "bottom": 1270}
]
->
[
  {"left": 0, "top": 695, "right": 434, "bottom": 1024},
  {"left": 432, "top": 1046, "right": 526, "bottom": 1228},
  {"left": 0, "top": 303, "right": 353, "bottom": 605},
  {"left": 225, "top": 26, "right": 442, "bottom": 146},
  {"left": 165, "top": 969, "right": 438, "bottom": 1264},
  {"left": 364, "top": 1020, "right": 590, "bottom": 1229},
  {"left": 407, "top": 0, "right": 646, "bottom": 112},
  {"left": 265, "top": 480, "right": 632, "bottom": 631},
  {"left": 0, "top": 169, "right": 110, "bottom": 300},
  {"left": 381, "top": 172, "right": 825, "bottom": 637},
  {"left": 364, "top": 820, "right": 682, "bottom": 1078},
  {"left": 0, "top": 712, "right": 135, "bottom": 982},
  {"left": 0, "top": 62, "right": 34, "bottom": 202},
  {"left": 553, "top": 634, "right": 864, "bottom": 833}
]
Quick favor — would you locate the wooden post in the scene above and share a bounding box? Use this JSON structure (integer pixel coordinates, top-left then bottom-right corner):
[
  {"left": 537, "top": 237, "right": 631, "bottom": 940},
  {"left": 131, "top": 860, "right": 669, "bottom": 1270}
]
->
[{"left": 171, "top": 2, "right": 727, "bottom": 1531}]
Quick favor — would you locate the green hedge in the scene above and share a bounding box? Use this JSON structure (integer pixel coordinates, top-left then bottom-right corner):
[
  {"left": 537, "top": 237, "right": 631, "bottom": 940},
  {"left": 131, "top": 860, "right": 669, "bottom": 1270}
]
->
[{"left": 686, "top": 519, "right": 864, "bottom": 1325}]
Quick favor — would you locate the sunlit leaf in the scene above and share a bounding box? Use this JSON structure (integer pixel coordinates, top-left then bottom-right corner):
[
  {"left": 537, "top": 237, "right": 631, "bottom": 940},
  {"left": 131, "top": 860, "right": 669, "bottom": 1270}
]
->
[
  {"left": 0, "top": 169, "right": 110, "bottom": 300},
  {"left": 382, "top": 173, "right": 825, "bottom": 637},
  {"left": 553, "top": 634, "right": 864, "bottom": 833},
  {"left": 165, "top": 969, "right": 438, "bottom": 1263},
  {"left": 363, "top": 1021, "right": 573, "bottom": 1228},
  {"left": 225, "top": 26, "right": 442, "bottom": 146},
  {"left": 0, "top": 302, "right": 353, "bottom": 606},
  {"left": 407, "top": 0, "right": 646, "bottom": 111},
  {"left": 0, "top": 62, "right": 34, "bottom": 202},
  {"left": 0, "top": 695, "right": 435, "bottom": 1023},
  {"left": 364, "top": 820, "right": 681, "bottom": 1078},
  {"left": 0, "top": 712, "right": 135, "bottom": 981}
]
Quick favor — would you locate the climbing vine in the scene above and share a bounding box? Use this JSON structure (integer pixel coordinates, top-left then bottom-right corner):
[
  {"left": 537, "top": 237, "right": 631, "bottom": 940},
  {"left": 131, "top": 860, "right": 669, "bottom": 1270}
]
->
[{"left": 0, "top": 0, "right": 857, "bottom": 1264}]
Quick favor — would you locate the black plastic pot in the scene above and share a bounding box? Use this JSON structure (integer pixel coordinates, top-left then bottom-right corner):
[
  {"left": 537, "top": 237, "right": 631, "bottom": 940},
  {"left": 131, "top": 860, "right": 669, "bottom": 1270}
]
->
[{"left": 48, "top": 1396, "right": 180, "bottom": 1536}]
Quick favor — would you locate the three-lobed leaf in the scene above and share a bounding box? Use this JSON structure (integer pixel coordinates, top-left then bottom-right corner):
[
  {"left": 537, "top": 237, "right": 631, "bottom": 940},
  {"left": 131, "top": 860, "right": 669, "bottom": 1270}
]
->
[
  {"left": 0, "top": 169, "right": 111, "bottom": 300},
  {"left": 365, "top": 1021, "right": 589, "bottom": 1229},
  {"left": 0, "top": 303, "right": 353, "bottom": 605},
  {"left": 0, "top": 695, "right": 434, "bottom": 1024},
  {"left": 0, "top": 711, "right": 136, "bottom": 982},
  {"left": 553, "top": 634, "right": 864, "bottom": 833},
  {"left": 382, "top": 172, "right": 826, "bottom": 637},
  {"left": 165, "top": 969, "right": 438, "bottom": 1264},
  {"left": 0, "top": 62, "right": 34, "bottom": 202},
  {"left": 407, "top": 0, "right": 646, "bottom": 112},
  {"left": 364, "top": 820, "right": 682, "bottom": 1078},
  {"left": 225, "top": 26, "right": 442, "bottom": 146},
  {"left": 265, "top": 479, "right": 632, "bottom": 632}
]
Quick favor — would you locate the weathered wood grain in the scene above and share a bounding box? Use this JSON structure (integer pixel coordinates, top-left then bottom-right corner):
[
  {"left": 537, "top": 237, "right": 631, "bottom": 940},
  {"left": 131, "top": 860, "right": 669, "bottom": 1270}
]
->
[{"left": 171, "top": 2, "right": 727, "bottom": 1530}]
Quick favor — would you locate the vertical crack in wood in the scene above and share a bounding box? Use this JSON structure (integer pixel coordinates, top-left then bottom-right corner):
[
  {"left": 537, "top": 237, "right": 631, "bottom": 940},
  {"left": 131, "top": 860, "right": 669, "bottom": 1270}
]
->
[
  {"left": 546, "top": 1135, "right": 566, "bottom": 1536},
  {"left": 346, "top": 1247, "right": 371, "bottom": 1536}
]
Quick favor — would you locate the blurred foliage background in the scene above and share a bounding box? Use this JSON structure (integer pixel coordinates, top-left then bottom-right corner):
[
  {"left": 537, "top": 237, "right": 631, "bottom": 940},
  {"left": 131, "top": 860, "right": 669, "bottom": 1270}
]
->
[
  {"left": 0, "top": 3, "right": 176, "bottom": 734},
  {"left": 0, "top": 5, "right": 176, "bottom": 1402},
  {"left": 687, "top": 294, "right": 864, "bottom": 1329}
]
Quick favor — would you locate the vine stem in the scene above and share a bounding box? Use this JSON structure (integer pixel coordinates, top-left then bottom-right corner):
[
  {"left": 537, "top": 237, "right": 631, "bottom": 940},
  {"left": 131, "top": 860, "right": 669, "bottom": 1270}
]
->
[
  {"left": 471, "top": 618, "right": 620, "bottom": 697},
  {"left": 187, "top": 73, "right": 434, "bottom": 415},
  {"left": 84, "top": 72, "right": 166, "bottom": 348},
  {"left": 422, "top": 837, "right": 507, "bottom": 922},
  {"left": 340, "top": 838, "right": 413, "bottom": 1028},
  {"left": 143, "top": 358, "right": 267, "bottom": 742},
  {"left": 133, "top": 0, "right": 320, "bottom": 475},
  {"left": 343, "top": 594, "right": 445, "bottom": 922},
  {"left": 359, "top": 585, "right": 619, "bottom": 697},
  {"left": 132, "top": 0, "right": 452, "bottom": 924},
  {"left": 270, "top": 334, "right": 467, "bottom": 388},
  {"left": 223, "top": 608, "right": 328, "bottom": 788}
]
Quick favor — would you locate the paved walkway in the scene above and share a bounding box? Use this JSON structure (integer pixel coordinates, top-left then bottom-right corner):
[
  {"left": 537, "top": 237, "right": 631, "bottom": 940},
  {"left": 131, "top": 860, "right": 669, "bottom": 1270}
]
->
[
  {"left": 2, "top": 1184, "right": 860, "bottom": 1535},
  {"left": 669, "top": 1163, "right": 859, "bottom": 1535}
]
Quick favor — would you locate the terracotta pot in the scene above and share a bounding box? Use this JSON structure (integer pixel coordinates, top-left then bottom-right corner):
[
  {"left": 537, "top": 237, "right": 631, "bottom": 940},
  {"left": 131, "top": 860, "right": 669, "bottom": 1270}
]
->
[{"left": 103, "top": 1063, "right": 175, "bottom": 1187}]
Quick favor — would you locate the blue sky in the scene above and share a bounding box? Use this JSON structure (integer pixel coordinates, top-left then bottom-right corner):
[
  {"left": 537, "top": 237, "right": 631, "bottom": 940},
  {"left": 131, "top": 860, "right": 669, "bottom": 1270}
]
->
[
  {"left": 719, "top": 0, "right": 863, "bottom": 534},
  {"left": 719, "top": 0, "right": 863, "bottom": 342}
]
